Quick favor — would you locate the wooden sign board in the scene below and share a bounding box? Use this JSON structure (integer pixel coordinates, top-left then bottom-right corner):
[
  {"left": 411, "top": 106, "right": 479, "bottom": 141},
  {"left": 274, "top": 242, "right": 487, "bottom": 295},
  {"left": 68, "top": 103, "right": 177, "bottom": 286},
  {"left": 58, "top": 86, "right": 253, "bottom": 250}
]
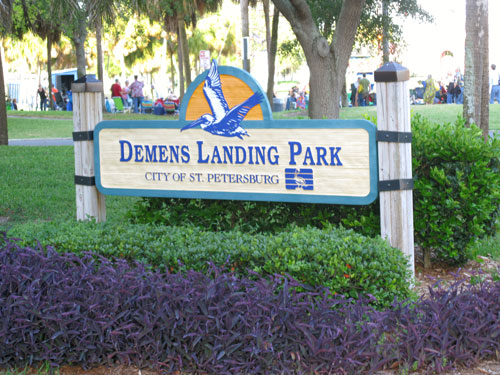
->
[{"left": 94, "top": 62, "right": 378, "bottom": 205}]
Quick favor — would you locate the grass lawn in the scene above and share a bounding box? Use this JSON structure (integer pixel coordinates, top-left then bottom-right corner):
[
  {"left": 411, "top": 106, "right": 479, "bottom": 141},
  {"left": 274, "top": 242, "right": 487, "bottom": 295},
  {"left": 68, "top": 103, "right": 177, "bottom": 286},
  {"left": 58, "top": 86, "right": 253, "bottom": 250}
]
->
[
  {"left": 9, "top": 104, "right": 500, "bottom": 133},
  {"left": 7, "top": 110, "right": 179, "bottom": 138},
  {"left": 8, "top": 109, "right": 177, "bottom": 122},
  {"left": 343, "top": 104, "right": 500, "bottom": 129},
  {"left": 274, "top": 104, "right": 500, "bottom": 129},
  {"left": 8, "top": 117, "right": 73, "bottom": 139},
  {"left": 0, "top": 146, "right": 138, "bottom": 230}
]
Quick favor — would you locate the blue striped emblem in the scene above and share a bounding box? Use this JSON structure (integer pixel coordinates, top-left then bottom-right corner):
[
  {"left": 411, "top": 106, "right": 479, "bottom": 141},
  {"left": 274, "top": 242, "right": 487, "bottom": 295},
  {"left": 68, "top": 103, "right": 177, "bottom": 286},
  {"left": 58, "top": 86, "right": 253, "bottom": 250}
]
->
[{"left": 285, "top": 168, "right": 314, "bottom": 190}]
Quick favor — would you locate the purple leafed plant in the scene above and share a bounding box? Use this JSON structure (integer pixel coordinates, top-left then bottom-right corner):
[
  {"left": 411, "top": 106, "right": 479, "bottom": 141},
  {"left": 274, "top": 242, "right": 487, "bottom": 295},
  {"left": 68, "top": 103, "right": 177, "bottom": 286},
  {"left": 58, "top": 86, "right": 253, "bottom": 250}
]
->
[{"left": 0, "top": 232, "right": 499, "bottom": 374}]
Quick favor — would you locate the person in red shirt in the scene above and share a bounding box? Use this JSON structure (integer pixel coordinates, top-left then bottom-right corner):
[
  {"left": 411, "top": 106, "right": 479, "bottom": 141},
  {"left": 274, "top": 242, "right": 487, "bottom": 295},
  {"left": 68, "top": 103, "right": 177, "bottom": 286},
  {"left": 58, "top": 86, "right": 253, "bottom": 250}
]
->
[{"left": 110, "top": 79, "right": 122, "bottom": 98}]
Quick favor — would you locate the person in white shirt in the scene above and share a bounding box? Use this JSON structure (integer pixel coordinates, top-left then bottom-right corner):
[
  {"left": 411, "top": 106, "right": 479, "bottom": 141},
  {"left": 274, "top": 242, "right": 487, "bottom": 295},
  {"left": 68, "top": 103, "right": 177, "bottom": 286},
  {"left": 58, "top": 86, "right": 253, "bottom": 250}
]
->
[{"left": 490, "top": 64, "right": 500, "bottom": 104}]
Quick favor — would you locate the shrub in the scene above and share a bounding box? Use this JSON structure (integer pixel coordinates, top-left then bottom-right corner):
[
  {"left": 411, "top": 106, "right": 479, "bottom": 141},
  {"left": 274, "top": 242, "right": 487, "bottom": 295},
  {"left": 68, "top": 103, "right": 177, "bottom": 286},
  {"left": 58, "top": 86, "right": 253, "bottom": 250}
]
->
[
  {"left": 128, "top": 197, "right": 379, "bottom": 236},
  {"left": 8, "top": 223, "right": 411, "bottom": 307},
  {"left": 128, "top": 114, "right": 500, "bottom": 267},
  {"left": 412, "top": 115, "right": 500, "bottom": 266},
  {"left": 1, "top": 234, "right": 499, "bottom": 374}
]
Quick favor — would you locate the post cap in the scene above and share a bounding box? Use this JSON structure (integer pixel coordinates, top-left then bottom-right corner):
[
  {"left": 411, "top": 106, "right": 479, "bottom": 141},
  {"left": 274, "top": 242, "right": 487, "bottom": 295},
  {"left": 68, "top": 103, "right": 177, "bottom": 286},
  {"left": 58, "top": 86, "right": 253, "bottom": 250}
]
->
[
  {"left": 71, "top": 74, "right": 103, "bottom": 92},
  {"left": 374, "top": 62, "right": 409, "bottom": 83}
]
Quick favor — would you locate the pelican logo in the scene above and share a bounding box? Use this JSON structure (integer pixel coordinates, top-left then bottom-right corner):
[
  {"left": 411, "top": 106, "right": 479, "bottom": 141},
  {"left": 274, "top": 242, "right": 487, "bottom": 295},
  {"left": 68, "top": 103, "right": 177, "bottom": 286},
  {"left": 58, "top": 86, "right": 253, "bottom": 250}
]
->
[
  {"left": 285, "top": 168, "right": 314, "bottom": 190},
  {"left": 181, "top": 59, "right": 263, "bottom": 139}
]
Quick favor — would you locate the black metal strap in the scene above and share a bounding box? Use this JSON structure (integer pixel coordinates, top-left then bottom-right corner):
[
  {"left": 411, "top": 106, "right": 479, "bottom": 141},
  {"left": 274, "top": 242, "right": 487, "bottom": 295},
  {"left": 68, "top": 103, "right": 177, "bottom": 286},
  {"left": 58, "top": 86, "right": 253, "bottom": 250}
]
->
[
  {"left": 377, "top": 130, "right": 412, "bottom": 143},
  {"left": 379, "top": 179, "right": 413, "bottom": 192},
  {"left": 73, "top": 131, "right": 94, "bottom": 141},
  {"left": 75, "top": 175, "right": 96, "bottom": 186}
]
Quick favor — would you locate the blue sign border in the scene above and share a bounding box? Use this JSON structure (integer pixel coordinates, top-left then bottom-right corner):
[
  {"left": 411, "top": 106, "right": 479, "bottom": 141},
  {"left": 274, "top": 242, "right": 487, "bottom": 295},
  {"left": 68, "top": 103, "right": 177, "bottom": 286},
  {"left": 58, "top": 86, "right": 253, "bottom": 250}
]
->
[{"left": 94, "top": 118, "right": 378, "bottom": 205}]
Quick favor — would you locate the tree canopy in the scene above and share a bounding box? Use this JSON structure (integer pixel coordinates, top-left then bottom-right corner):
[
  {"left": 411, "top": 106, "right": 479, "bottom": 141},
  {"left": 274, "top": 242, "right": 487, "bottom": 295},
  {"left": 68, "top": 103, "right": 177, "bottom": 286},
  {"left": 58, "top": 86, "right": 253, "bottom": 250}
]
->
[{"left": 272, "top": 0, "right": 432, "bottom": 118}]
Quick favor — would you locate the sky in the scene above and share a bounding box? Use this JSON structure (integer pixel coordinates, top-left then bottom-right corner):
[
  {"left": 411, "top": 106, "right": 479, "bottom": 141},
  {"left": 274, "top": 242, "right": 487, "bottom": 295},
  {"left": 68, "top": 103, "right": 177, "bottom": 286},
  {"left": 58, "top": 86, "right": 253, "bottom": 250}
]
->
[{"left": 399, "top": 0, "right": 500, "bottom": 81}]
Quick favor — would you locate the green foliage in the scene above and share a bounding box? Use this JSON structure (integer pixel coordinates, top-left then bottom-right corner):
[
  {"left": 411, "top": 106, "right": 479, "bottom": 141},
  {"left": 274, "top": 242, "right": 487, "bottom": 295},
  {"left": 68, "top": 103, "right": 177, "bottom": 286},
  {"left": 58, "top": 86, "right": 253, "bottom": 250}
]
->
[
  {"left": 0, "top": 362, "right": 56, "bottom": 375},
  {"left": 277, "top": 39, "right": 305, "bottom": 77},
  {"left": 122, "top": 18, "right": 163, "bottom": 68},
  {"left": 128, "top": 114, "right": 500, "bottom": 268},
  {"left": 412, "top": 115, "right": 500, "bottom": 265},
  {"left": 468, "top": 231, "right": 500, "bottom": 262},
  {"left": 9, "top": 222, "right": 413, "bottom": 308},
  {"left": 128, "top": 197, "right": 379, "bottom": 236},
  {"left": 306, "top": 0, "right": 433, "bottom": 45}
]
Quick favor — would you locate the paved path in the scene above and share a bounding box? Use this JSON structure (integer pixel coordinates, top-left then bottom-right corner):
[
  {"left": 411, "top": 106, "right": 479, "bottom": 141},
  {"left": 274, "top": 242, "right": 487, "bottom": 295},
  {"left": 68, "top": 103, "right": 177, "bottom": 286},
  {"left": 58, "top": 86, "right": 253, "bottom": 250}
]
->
[
  {"left": 8, "top": 138, "right": 73, "bottom": 146},
  {"left": 7, "top": 130, "right": 500, "bottom": 147},
  {"left": 8, "top": 115, "right": 71, "bottom": 121}
]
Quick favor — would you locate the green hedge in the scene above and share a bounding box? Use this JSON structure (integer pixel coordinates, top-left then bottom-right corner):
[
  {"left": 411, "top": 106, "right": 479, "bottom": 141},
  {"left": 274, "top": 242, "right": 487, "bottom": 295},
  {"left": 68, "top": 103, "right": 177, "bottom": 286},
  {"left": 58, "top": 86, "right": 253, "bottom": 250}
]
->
[
  {"left": 8, "top": 222, "right": 412, "bottom": 307},
  {"left": 127, "top": 197, "right": 378, "bottom": 235},
  {"left": 129, "top": 115, "right": 500, "bottom": 267},
  {"left": 412, "top": 115, "right": 500, "bottom": 265}
]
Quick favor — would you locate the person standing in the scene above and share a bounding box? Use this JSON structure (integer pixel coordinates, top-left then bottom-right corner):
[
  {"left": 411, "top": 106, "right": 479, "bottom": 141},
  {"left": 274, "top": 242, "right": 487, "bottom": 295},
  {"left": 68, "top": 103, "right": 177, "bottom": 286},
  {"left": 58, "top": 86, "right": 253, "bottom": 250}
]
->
[
  {"left": 490, "top": 64, "right": 500, "bottom": 104},
  {"left": 129, "top": 75, "right": 145, "bottom": 113},
  {"left": 351, "top": 77, "right": 360, "bottom": 107},
  {"left": 37, "top": 85, "right": 47, "bottom": 111},
  {"left": 453, "top": 68, "right": 464, "bottom": 104},
  {"left": 110, "top": 79, "right": 122, "bottom": 99},
  {"left": 358, "top": 74, "right": 370, "bottom": 107},
  {"left": 121, "top": 80, "right": 133, "bottom": 108}
]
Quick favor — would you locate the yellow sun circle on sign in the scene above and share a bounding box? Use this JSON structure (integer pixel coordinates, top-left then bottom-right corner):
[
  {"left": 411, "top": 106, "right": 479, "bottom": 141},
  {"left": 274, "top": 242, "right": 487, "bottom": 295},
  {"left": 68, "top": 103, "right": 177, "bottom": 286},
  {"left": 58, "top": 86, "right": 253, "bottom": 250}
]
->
[{"left": 184, "top": 74, "right": 264, "bottom": 121}]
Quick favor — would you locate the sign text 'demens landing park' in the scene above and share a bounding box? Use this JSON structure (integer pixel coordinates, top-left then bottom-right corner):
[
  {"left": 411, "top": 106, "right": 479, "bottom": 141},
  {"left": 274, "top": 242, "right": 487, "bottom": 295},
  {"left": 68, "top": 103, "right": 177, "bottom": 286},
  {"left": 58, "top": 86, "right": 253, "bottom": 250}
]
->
[{"left": 94, "top": 61, "right": 378, "bottom": 205}]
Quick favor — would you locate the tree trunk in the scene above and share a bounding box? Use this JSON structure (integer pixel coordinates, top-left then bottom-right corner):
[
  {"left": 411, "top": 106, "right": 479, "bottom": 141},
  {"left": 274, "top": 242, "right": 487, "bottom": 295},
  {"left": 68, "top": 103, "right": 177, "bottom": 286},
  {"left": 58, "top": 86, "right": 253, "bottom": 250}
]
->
[
  {"left": 167, "top": 39, "right": 176, "bottom": 93},
  {"left": 96, "top": 17, "right": 104, "bottom": 82},
  {"left": 240, "top": 0, "right": 250, "bottom": 72},
  {"left": 178, "top": 14, "right": 191, "bottom": 87},
  {"left": 263, "top": 0, "right": 271, "bottom": 101},
  {"left": 272, "top": 0, "right": 365, "bottom": 119},
  {"left": 341, "top": 82, "right": 348, "bottom": 107},
  {"left": 177, "top": 28, "right": 185, "bottom": 100},
  {"left": 307, "top": 54, "right": 339, "bottom": 118},
  {"left": 463, "top": 0, "right": 489, "bottom": 140},
  {"left": 382, "top": 0, "right": 390, "bottom": 64},
  {"left": 95, "top": 16, "right": 105, "bottom": 111},
  {"left": 73, "top": 17, "right": 88, "bottom": 78},
  {"left": 0, "top": 46, "right": 8, "bottom": 145},
  {"left": 47, "top": 34, "right": 54, "bottom": 110},
  {"left": 423, "top": 248, "right": 432, "bottom": 269},
  {"left": 267, "top": 5, "right": 279, "bottom": 104},
  {"left": 263, "top": 0, "right": 271, "bottom": 54}
]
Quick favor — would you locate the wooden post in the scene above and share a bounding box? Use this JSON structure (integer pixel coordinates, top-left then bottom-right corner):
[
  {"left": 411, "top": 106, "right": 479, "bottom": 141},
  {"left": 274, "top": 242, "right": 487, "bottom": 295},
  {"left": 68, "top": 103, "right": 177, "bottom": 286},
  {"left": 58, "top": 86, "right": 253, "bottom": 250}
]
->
[
  {"left": 374, "top": 62, "right": 414, "bottom": 278},
  {"left": 72, "top": 75, "right": 106, "bottom": 222}
]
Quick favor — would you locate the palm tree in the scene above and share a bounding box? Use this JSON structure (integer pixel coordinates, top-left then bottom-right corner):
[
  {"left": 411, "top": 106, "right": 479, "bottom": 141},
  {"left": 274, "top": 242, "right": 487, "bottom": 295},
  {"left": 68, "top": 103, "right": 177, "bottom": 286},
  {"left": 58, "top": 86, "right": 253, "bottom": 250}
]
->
[
  {"left": 88, "top": 0, "right": 117, "bottom": 82},
  {"left": 180, "top": 0, "right": 224, "bottom": 89},
  {"left": 60, "top": 0, "right": 88, "bottom": 78},
  {"left": 232, "top": 0, "right": 258, "bottom": 72},
  {"left": 0, "top": 0, "right": 13, "bottom": 145},
  {"left": 142, "top": 0, "right": 223, "bottom": 99},
  {"left": 463, "top": 0, "right": 489, "bottom": 140},
  {"left": 16, "top": 0, "right": 62, "bottom": 109},
  {"left": 139, "top": 0, "right": 183, "bottom": 95},
  {"left": 265, "top": 1, "right": 279, "bottom": 104},
  {"left": 231, "top": 0, "right": 278, "bottom": 102}
]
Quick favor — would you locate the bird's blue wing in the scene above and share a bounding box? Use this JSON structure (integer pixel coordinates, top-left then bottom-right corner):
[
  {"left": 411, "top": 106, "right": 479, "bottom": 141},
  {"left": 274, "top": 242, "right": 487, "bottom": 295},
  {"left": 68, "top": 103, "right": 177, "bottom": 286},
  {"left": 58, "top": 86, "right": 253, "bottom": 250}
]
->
[
  {"left": 203, "top": 60, "right": 230, "bottom": 121},
  {"left": 223, "top": 91, "right": 264, "bottom": 132}
]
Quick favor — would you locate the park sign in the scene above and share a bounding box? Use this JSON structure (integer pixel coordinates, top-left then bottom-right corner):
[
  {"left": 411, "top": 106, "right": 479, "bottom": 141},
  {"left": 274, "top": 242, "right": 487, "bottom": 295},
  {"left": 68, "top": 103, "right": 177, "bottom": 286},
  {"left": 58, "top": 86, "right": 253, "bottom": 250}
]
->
[{"left": 94, "top": 60, "right": 378, "bottom": 205}]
